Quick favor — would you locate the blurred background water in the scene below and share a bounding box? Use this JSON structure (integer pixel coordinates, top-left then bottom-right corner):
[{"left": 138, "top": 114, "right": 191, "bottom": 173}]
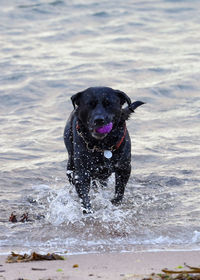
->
[{"left": 0, "top": 0, "right": 200, "bottom": 255}]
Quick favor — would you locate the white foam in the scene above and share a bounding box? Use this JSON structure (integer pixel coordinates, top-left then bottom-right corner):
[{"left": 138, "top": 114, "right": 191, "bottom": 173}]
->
[{"left": 46, "top": 186, "right": 82, "bottom": 226}]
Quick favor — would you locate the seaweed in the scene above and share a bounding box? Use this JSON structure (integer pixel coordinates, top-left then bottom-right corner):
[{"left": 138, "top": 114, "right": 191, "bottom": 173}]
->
[
  {"left": 6, "top": 252, "right": 65, "bottom": 263},
  {"left": 9, "top": 212, "right": 18, "bottom": 223},
  {"left": 19, "top": 213, "right": 29, "bottom": 223},
  {"left": 143, "top": 264, "right": 200, "bottom": 280},
  {"left": 9, "top": 212, "right": 30, "bottom": 223}
]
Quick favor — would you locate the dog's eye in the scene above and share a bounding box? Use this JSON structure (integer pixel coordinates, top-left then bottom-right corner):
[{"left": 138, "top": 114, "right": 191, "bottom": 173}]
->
[
  {"left": 103, "top": 99, "right": 111, "bottom": 107},
  {"left": 88, "top": 101, "right": 97, "bottom": 108}
]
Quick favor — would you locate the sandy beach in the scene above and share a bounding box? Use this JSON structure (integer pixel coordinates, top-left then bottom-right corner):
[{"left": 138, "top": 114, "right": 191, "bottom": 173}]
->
[{"left": 0, "top": 250, "right": 200, "bottom": 280}]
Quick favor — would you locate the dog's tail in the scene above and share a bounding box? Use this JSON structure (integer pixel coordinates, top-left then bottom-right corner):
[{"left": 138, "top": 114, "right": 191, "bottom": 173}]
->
[{"left": 121, "top": 101, "right": 145, "bottom": 120}]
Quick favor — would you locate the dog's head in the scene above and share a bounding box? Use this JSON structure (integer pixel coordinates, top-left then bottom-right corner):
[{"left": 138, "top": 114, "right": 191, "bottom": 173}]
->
[{"left": 71, "top": 87, "right": 131, "bottom": 140}]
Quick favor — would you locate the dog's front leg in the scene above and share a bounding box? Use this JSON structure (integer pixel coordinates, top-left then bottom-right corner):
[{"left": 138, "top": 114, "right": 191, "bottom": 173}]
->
[
  {"left": 112, "top": 165, "right": 131, "bottom": 205},
  {"left": 74, "top": 171, "right": 92, "bottom": 213}
]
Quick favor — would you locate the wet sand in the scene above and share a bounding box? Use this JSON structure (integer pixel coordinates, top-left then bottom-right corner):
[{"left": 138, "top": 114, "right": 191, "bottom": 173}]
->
[{"left": 0, "top": 250, "right": 200, "bottom": 280}]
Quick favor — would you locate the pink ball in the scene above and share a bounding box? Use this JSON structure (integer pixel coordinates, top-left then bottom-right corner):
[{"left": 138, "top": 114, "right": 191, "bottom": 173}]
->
[{"left": 96, "top": 122, "right": 113, "bottom": 134}]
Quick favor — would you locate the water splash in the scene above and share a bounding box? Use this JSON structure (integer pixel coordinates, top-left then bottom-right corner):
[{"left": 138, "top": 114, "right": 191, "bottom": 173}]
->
[{"left": 46, "top": 186, "right": 82, "bottom": 225}]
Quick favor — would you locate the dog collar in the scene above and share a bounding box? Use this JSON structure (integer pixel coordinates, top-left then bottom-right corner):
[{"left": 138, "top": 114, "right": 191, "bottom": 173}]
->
[{"left": 76, "top": 121, "right": 127, "bottom": 155}]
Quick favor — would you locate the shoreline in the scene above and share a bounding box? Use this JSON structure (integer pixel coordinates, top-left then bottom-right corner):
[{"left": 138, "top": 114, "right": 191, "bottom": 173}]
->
[{"left": 1, "top": 250, "right": 200, "bottom": 280}]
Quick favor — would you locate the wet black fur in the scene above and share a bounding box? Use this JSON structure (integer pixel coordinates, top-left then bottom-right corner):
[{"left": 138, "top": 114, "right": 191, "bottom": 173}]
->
[{"left": 64, "top": 87, "right": 144, "bottom": 213}]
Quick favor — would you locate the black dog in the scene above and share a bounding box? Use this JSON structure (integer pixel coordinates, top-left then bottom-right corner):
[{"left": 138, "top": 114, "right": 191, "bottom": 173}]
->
[{"left": 64, "top": 87, "right": 144, "bottom": 213}]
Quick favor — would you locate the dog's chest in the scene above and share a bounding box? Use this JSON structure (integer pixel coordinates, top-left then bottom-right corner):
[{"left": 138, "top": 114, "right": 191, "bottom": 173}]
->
[{"left": 87, "top": 152, "right": 119, "bottom": 175}]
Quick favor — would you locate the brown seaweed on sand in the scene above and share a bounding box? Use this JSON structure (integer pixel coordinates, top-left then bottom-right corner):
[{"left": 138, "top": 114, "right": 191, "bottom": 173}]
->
[
  {"left": 143, "top": 264, "right": 200, "bottom": 280},
  {"left": 6, "top": 252, "right": 65, "bottom": 263}
]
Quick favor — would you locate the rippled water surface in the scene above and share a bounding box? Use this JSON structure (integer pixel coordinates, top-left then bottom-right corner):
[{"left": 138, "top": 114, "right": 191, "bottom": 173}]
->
[{"left": 0, "top": 0, "right": 200, "bottom": 254}]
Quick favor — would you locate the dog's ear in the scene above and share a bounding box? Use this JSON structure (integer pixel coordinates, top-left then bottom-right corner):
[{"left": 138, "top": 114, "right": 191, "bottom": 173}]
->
[
  {"left": 129, "top": 101, "right": 145, "bottom": 112},
  {"left": 115, "top": 90, "right": 132, "bottom": 107},
  {"left": 71, "top": 91, "right": 83, "bottom": 109}
]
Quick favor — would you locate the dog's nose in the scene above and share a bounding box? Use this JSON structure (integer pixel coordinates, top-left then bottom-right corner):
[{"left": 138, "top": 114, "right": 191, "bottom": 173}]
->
[{"left": 94, "top": 116, "right": 105, "bottom": 126}]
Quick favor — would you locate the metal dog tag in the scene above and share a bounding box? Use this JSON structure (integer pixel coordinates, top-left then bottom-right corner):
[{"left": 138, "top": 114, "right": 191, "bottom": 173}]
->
[{"left": 104, "top": 150, "right": 112, "bottom": 159}]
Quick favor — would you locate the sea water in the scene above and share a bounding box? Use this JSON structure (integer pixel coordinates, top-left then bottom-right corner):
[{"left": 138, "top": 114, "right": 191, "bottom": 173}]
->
[{"left": 0, "top": 0, "right": 200, "bottom": 255}]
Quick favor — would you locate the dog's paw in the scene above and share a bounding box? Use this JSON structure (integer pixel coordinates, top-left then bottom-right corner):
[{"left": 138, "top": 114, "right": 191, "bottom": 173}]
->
[
  {"left": 81, "top": 199, "right": 93, "bottom": 214},
  {"left": 82, "top": 207, "right": 94, "bottom": 215},
  {"left": 111, "top": 197, "right": 123, "bottom": 206}
]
